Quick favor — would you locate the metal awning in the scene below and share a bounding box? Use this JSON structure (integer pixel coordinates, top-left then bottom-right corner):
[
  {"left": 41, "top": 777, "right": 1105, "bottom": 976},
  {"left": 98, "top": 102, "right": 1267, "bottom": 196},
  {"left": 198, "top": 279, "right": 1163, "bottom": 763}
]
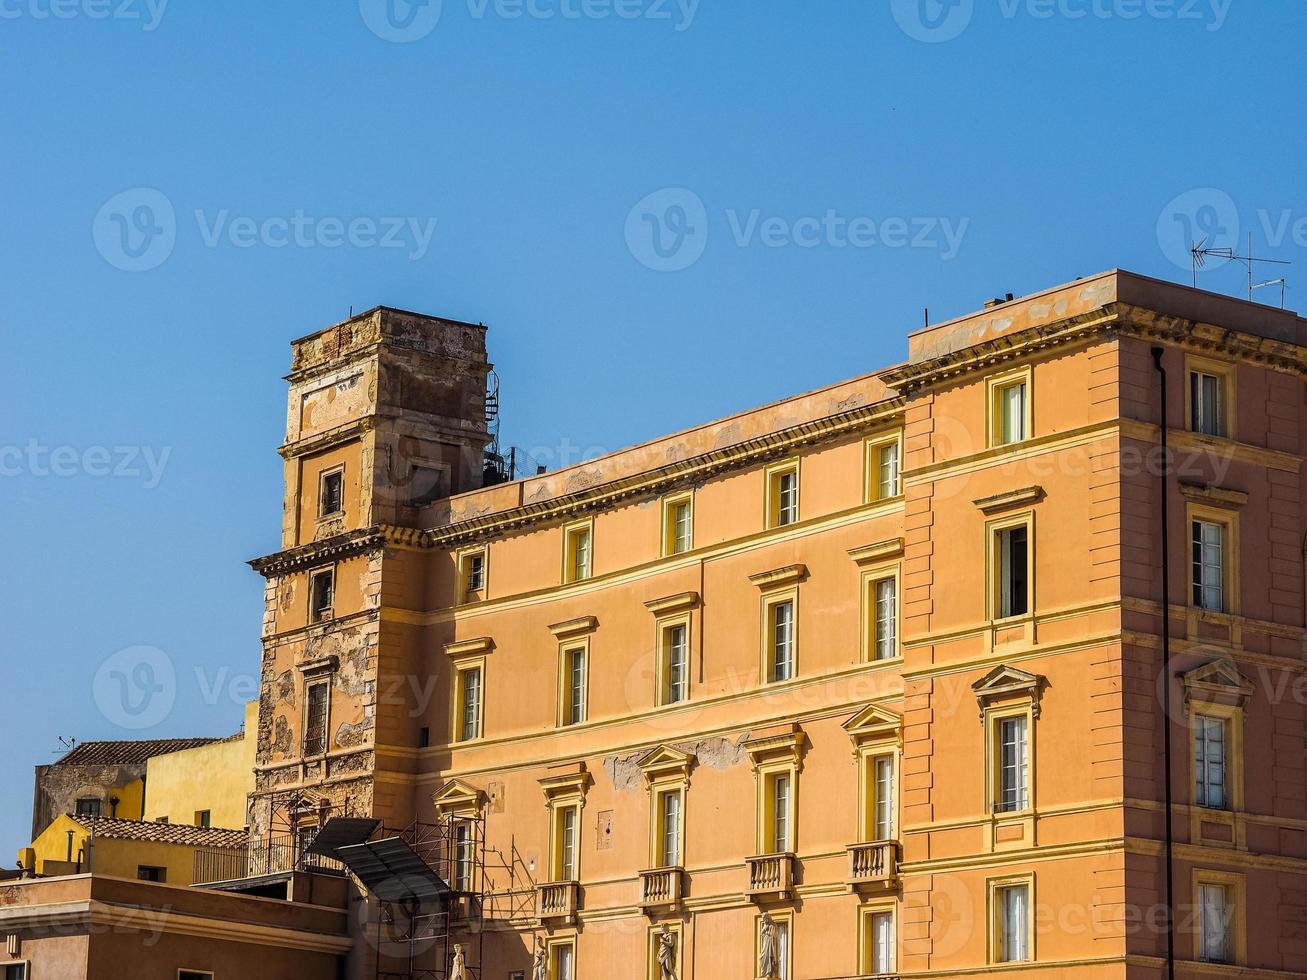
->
[
  {"left": 335, "top": 837, "right": 451, "bottom": 904},
  {"left": 306, "top": 817, "right": 382, "bottom": 860}
]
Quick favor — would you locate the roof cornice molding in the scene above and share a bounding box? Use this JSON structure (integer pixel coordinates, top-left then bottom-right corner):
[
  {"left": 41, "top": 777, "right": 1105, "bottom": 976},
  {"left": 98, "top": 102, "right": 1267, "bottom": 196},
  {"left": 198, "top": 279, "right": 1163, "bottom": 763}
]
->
[
  {"left": 248, "top": 525, "right": 431, "bottom": 578},
  {"left": 426, "top": 397, "right": 907, "bottom": 549}
]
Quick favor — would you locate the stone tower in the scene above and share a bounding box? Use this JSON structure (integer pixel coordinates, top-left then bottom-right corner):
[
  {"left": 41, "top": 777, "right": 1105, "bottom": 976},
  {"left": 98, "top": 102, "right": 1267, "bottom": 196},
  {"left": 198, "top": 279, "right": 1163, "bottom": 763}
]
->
[{"left": 247, "top": 306, "right": 491, "bottom": 837}]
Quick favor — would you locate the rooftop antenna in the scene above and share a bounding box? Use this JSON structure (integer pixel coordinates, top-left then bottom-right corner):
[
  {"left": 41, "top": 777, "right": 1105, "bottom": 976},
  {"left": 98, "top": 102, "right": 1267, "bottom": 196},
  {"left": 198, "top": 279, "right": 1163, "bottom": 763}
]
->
[
  {"left": 1191, "top": 235, "right": 1290, "bottom": 307},
  {"left": 55, "top": 736, "right": 77, "bottom": 754}
]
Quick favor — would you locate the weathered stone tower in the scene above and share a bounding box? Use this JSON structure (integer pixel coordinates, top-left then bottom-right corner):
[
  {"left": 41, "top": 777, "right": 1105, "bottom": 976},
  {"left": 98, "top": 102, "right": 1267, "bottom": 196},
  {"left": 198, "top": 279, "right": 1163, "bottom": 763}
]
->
[{"left": 247, "top": 306, "right": 491, "bottom": 837}]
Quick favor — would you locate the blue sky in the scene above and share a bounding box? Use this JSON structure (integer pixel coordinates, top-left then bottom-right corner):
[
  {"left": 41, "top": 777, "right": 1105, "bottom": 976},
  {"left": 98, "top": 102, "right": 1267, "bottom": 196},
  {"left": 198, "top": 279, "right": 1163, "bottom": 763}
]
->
[{"left": 1, "top": 0, "right": 1302, "bottom": 855}]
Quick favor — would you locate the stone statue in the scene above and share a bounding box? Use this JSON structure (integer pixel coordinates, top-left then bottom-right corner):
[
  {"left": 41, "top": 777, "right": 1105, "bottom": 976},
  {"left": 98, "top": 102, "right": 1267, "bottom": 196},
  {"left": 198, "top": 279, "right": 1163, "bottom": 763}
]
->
[
  {"left": 657, "top": 924, "right": 677, "bottom": 980},
  {"left": 759, "top": 912, "right": 779, "bottom": 979},
  {"left": 450, "top": 943, "right": 467, "bottom": 980},
  {"left": 532, "top": 937, "right": 547, "bottom": 980}
]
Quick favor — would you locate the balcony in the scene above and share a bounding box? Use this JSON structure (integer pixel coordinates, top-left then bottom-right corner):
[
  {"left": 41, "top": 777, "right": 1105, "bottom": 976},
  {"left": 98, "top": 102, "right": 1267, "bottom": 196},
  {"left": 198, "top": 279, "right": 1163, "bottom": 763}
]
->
[
  {"left": 745, "top": 852, "right": 796, "bottom": 901},
  {"left": 639, "top": 867, "right": 685, "bottom": 912},
  {"left": 846, "top": 840, "right": 900, "bottom": 892},
  {"left": 193, "top": 833, "right": 346, "bottom": 886},
  {"left": 537, "top": 880, "right": 580, "bottom": 921}
]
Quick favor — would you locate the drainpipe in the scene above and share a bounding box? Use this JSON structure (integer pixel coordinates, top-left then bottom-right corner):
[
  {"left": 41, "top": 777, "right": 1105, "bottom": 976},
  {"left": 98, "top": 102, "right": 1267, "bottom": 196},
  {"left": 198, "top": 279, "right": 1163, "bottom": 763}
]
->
[{"left": 1151, "top": 347, "right": 1176, "bottom": 980}]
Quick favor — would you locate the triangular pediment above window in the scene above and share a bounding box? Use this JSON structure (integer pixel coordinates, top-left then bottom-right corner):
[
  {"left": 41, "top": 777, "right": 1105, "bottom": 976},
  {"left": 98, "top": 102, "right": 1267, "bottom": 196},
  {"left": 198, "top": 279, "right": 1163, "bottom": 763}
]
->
[
  {"left": 971, "top": 664, "right": 1045, "bottom": 722},
  {"left": 1181, "top": 659, "right": 1255, "bottom": 713},
  {"left": 433, "top": 778, "right": 485, "bottom": 818},
  {"left": 636, "top": 745, "right": 695, "bottom": 782},
  {"left": 842, "top": 704, "right": 903, "bottom": 747}
]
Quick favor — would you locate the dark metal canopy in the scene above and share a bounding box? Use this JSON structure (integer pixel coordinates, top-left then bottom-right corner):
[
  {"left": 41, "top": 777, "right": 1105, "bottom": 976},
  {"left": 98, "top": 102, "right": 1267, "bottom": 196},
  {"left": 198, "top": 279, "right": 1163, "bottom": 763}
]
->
[
  {"left": 306, "top": 817, "right": 382, "bottom": 860},
  {"left": 336, "top": 837, "right": 451, "bottom": 904}
]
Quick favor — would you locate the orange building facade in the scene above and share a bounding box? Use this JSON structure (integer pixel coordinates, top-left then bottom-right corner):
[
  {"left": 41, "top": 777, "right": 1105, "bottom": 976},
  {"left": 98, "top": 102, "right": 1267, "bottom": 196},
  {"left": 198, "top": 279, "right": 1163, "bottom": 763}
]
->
[{"left": 246, "top": 270, "right": 1307, "bottom": 980}]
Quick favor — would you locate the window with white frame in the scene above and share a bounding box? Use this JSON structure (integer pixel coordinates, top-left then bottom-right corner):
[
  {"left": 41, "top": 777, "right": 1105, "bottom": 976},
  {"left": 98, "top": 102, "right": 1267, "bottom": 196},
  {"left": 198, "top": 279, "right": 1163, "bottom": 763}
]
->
[
  {"left": 551, "top": 941, "right": 576, "bottom": 980},
  {"left": 767, "top": 463, "right": 800, "bottom": 528},
  {"left": 564, "top": 522, "right": 593, "bottom": 583},
  {"left": 1194, "top": 714, "right": 1227, "bottom": 809},
  {"left": 995, "top": 715, "right": 1029, "bottom": 813},
  {"left": 662, "top": 622, "right": 689, "bottom": 705},
  {"left": 4, "top": 966, "right": 29, "bottom": 980},
  {"left": 555, "top": 805, "right": 579, "bottom": 881},
  {"left": 995, "top": 881, "right": 1031, "bottom": 962},
  {"left": 453, "top": 820, "right": 474, "bottom": 891},
  {"left": 769, "top": 599, "right": 795, "bottom": 682},
  {"left": 1192, "top": 519, "right": 1226, "bottom": 611},
  {"left": 992, "top": 376, "right": 1028, "bottom": 446},
  {"left": 995, "top": 524, "right": 1030, "bottom": 619},
  {"left": 562, "top": 646, "right": 587, "bottom": 726},
  {"left": 456, "top": 665, "right": 483, "bottom": 742},
  {"left": 864, "top": 908, "right": 895, "bottom": 976},
  {"left": 769, "top": 773, "right": 792, "bottom": 853},
  {"left": 871, "top": 754, "right": 895, "bottom": 841},
  {"left": 1190, "top": 369, "right": 1225, "bottom": 437},
  {"left": 873, "top": 439, "right": 901, "bottom": 501},
  {"left": 872, "top": 576, "right": 897, "bottom": 661},
  {"left": 459, "top": 549, "right": 486, "bottom": 602},
  {"left": 664, "top": 495, "right": 693, "bottom": 556},
  {"left": 1198, "top": 882, "right": 1232, "bottom": 963},
  {"left": 658, "top": 788, "right": 682, "bottom": 868}
]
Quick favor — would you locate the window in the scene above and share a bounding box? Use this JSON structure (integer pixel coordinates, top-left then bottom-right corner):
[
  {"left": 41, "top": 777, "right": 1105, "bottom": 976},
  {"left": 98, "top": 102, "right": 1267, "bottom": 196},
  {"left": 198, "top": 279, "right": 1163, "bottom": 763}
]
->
[
  {"left": 994, "top": 881, "right": 1031, "bottom": 962},
  {"left": 550, "top": 941, "right": 575, "bottom": 980},
  {"left": 75, "top": 797, "right": 101, "bottom": 818},
  {"left": 662, "top": 494, "right": 693, "bottom": 556},
  {"left": 453, "top": 820, "right": 474, "bottom": 891},
  {"left": 1198, "top": 882, "right": 1232, "bottom": 963},
  {"left": 870, "top": 755, "right": 895, "bottom": 841},
  {"left": 872, "top": 576, "right": 897, "bottom": 661},
  {"left": 1192, "top": 519, "right": 1226, "bottom": 611},
  {"left": 1190, "top": 368, "right": 1226, "bottom": 437},
  {"left": 990, "top": 373, "right": 1030, "bottom": 446},
  {"left": 179, "top": 973, "right": 214, "bottom": 980},
  {"left": 563, "top": 520, "right": 593, "bottom": 583},
  {"left": 4, "top": 966, "right": 28, "bottom": 980},
  {"left": 657, "top": 789, "right": 682, "bottom": 867},
  {"left": 409, "top": 464, "right": 446, "bottom": 506},
  {"left": 768, "top": 773, "right": 792, "bottom": 853},
  {"left": 768, "top": 599, "right": 795, "bottom": 682},
  {"left": 1194, "top": 714, "right": 1227, "bottom": 809},
  {"left": 309, "top": 567, "right": 335, "bottom": 623},
  {"left": 458, "top": 549, "right": 486, "bottom": 603},
  {"left": 318, "top": 467, "right": 344, "bottom": 517},
  {"left": 560, "top": 645, "right": 588, "bottom": 727},
  {"left": 994, "top": 524, "right": 1030, "bottom": 619},
  {"left": 137, "top": 865, "right": 166, "bottom": 882},
  {"left": 861, "top": 907, "right": 896, "bottom": 976},
  {"left": 304, "top": 680, "right": 329, "bottom": 756},
  {"left": 194, "top": 810, "right": 211, "bottom": 829},
  {"left": 995, "top": 715, "right": 1029, "bottom": 813},
  {"left": 553, "top": 805, "right": 579, "bottom": 881},
  {"left": 766, "top": 461, "right": 800, "bottom": 528},
  {"left": 455, "top": 665, "right": 483, "bottom": 742},
  {"left": 660, "top": 621, "right": 690, "bottom": 705},
  {"left": 866, "top": 434, "right": 902, "bottom": 502},
  {"left": 758, "top": 914, "right": 791, "bottom": 980}
]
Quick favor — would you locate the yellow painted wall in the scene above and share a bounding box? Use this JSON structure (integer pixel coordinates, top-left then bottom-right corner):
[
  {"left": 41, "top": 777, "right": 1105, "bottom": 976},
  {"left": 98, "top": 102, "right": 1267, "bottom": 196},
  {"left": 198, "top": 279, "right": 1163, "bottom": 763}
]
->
[
  {"left": 24, "top": 814, "right": 217, "bottom": 886},
  {"left": 143, "top": 701, "right": 257, "bottom": 829}
]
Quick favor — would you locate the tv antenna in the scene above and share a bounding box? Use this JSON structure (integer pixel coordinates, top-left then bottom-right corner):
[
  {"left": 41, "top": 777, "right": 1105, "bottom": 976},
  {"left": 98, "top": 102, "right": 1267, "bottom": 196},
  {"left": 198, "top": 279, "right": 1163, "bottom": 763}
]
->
[{"left": 1191, "top": 234, "right": 1290, "bottom": 308}]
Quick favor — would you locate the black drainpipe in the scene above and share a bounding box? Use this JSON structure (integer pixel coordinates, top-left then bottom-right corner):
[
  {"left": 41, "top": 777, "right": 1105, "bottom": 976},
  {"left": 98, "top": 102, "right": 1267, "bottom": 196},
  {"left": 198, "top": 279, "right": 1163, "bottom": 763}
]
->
[{"left": 1151, "top": 346, "right": 1176, "bottom": 980}]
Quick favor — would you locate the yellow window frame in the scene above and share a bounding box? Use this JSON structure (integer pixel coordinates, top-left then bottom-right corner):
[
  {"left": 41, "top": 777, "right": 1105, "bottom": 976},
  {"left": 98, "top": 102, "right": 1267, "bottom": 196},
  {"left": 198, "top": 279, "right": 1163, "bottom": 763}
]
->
[
  {"left": 858, "top": 900, "right": 898, "bottom": 976},
  {"left": 454, "top": 545, "right": 488, "bottom": 604},
  {"left": 986, "top": 366, "right": 1033, "bottom": 448},
  {"left": 863, "top": 430, "right": 904, "bottom": 504},
  {"left": 1192, "top": 868, "right": 1246, "bottom": 965},
  {"left": 985, "top": 510, "right": 1035, "bottom": 624},
  {"left": 660, "top": 491, "right": 694, "bottom": 557},
  {"left": 654, "top": 611, "right": 693, "bottom": 707},
  {"left": 546, "top": 935, "right": 577, "bottom": 980},
  {"left": 755, "top": 760, "right": 798, "bottom": 855},
  {"left": 856, "top": 741, "right": 900, "bottom": 843},
  {"left": 984, "top": 702, "right": 1035, "bottom": 818},
  {"left": 561, "top": 518, "right": 594, "bottom": 584},
  {"left": 649, "top": 782, "right": 686, "bottom": 869},
  {"left": 1184, "top": 353, "right": 1236, "bottom": 440},
  {"left": 451, "top": 656, "right": 487, "bottom": 743},
  {"left": 764, "top": 458, "right": 801, "bottom": 529},
  {"left": 987, "top": 872, "right": 1035, "bottom": 964},
  {"left": 759, "top": 587, "right": 799, "bottom": 684},
  {"left": 860, "top": 562, "right": 902, "bottom": 664},
  {"left": 556, "top": 638, "right": 590, "bottom": 728},
  {"left": 1186, "top": 502, "right": 1240, "bottom": 616}
]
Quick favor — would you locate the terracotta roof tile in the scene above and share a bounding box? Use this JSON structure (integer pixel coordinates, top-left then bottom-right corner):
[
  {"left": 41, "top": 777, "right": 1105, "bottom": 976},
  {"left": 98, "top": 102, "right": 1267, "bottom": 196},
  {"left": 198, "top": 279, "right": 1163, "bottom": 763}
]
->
[
  {"left": 77, "top": 817, "right": 248, "bottom": 850},
  {"left": 55, "top": 738, "right": 221, "bottom": 767}
]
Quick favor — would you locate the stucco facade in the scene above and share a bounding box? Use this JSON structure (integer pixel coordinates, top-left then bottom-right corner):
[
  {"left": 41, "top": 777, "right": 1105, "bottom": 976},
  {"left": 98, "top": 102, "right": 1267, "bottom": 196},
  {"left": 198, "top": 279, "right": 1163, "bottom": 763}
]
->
[{"left": 236, "top": 271, "right": 1307, "bottom": 979}]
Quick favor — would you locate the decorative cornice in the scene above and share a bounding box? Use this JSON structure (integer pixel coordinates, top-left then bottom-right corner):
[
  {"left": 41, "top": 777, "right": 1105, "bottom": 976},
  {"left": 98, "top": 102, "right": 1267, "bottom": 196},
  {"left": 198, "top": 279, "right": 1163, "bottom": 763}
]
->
[
  {"left": 743, "top": 723, "right": 806, "bottom": 769},
  {"left": 433, "top": 777, "right": 486, "bottom": 817},
  {"left": 278, "top": 417, "right": 376, "bottom": 461},
  {"left": 548, "top": 616, "right": 599, "bottom": 640},
  {"left": 973, "top": 486, "right": 1044, "bottom": 515},
  {"left": 1180, "top": 659, "right": 1255, "bottom": 715},
  {"left": 848, "top": 538, "right": 905, "bottom": 566},
  {"left": 748, "top": 564, "right": 808, "bottom": 590},
  {"left": 539, "top": 763, "right": 592, "bottom": 802},
  {"left": 643, "top": 592, "right": 700, "bottom": 615},
  {"left": 296, "top": 655, "right": 338, "bottom": 676},
  {"left": 1179, "top": 483, "right": 1249, "bottom": 509},
  {"left": 636, "top": 745, "right": 695, "bottom": 782},
  {"left": 843, "top": 704, "right": 904, "bottom": 747},
  {"left": 426, "top": 397, "right": 907, "bottom": 549},
  {"left": 444, "top": 637, "right": 494, "bottom": 659},
  {"left": 972, "top": 664, "right": 1045, "bottom": 723},
  {"left": 249, "top": 525, "right": 432, "bottom": 578}
]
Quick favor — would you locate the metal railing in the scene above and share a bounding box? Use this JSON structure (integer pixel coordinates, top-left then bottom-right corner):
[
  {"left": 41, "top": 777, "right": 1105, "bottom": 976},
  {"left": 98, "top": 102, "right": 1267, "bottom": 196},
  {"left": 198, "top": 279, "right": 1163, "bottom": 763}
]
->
[{"left": 193, "top": 833, "right": 346, "bottom": 886}]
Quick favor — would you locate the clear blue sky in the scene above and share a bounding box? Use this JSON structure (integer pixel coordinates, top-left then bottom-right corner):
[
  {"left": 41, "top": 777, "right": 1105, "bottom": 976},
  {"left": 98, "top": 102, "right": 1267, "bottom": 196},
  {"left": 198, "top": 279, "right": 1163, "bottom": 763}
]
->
[{"left": 1, "top": 1, "right": 1302, "bottom": 855}]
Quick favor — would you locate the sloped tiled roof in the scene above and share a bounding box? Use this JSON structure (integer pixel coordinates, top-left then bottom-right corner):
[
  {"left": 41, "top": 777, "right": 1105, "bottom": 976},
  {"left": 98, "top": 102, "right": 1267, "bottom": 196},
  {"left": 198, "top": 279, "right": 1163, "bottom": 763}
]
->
[
  {"left": 54, "top": 738, "right": 221, "bottom": 767},
  {"left": 76, "top": 816, "right": 248, "bottom": 850}
]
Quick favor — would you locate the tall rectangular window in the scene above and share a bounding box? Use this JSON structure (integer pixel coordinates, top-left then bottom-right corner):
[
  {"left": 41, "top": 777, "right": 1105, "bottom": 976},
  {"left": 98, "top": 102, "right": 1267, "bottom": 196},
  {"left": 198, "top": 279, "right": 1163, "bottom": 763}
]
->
[
  {"left": 194, "top": 810, "right": 211, "bottom": 829},
  {"left": 767, "top": 463, "right": 800, "bottom": 528},
  {"left": 769, "top": 600, "right": 795, "bottom": 682},
  {"left": 995, "top": 883, "right": 1030, "bottom": 962},
  {"left": 304, "top": 681, "right": 329, "bottom": 756},
  {"left": 664, "top": 623, "right": 689, "bottom": 704},
  {"left": 460, "top": 550, "right": 486, "bottom": 602},
  {"left": 558, "top": 807, "right": 578, "bottom": 881},
  {"left": 868, "top": 910, "right": 895, "bottom": 975},
  {"left": 664, "top": 496, "right": 693, "bottom": 556},
  {"left": 457, "top": 666, "right": 483, "bottom": 742},
  {"left": 994, "top": 378, "right": 1028, "bottom": 445},
  {"left": 1194, "top": 715, "right": 1227, "bottom": 809},
  {"left": 996, "top": 716, "right": 1029, "bottom": 813},
  {"left": 1190, "top": 370, "right": 1225, "bottom": 437},
  {"left": 564, "top": 523, "right": 593, "bottom": 583},
  {"left": 310, "top": 568, "right": 335, "bottom": 623},
  {"left": 5, "top": 966, "right": 30, "bottom": 980},
  {"left": 876, "top": 441, "right": 900, "bottom": 499},
  {"left": 873, "top": 577, "right": 897, "bottom": 661},
  {"left": 872, "top": 755, "right": 895, "bottom": 841},
  {"left": 1198, "top": 883, "right": 1231, "bottom": 963},
  {"left": 563, "top": 647, "right": 587, "bottom": 726},
  {"left": 1192, "top": 519, "right": 1225, "bottom": 611},
  {"left": 453, "top": 821, "right": 474, "bottom": 891},
  {"left": 319, "top": 468, "right": 344, "bottom": 517},
  {"left": 659, "top": 790, "right": 682, "bottom": 867},
  {"left": 552, "top": 943, "right": 575, "bottom": 980},
  {"left": 996, "top": 525, "right": 1029, "bottom": 619},
  {"left": 771, "top": 774, "right": 791, "bottom": 853}
]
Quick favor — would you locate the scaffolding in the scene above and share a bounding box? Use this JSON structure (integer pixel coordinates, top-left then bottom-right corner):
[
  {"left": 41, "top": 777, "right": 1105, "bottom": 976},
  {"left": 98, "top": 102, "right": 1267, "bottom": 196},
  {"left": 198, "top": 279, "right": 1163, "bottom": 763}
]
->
[{"left": 366, "top": 813, "right": 489, "bottom": 980}]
